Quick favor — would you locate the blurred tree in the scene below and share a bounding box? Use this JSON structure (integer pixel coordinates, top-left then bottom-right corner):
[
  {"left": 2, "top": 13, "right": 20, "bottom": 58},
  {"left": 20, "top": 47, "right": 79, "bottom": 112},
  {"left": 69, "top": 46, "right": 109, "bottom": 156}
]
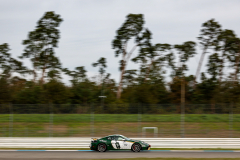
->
[
  {"left": 92, "top": 57, "right": 107, "bottom": 84},
  {"left": 112, "top": 14, "right": 145, "bottom": 99},
  {"left": 195, "top": 19, "right": 222, "bottom": 85},
  {"left": 92, "top": 57, "right": 110, "bottom": 106},
  {"left": 3, "top": 14, "right": 240, "bottom": 108},
  {"left": 123, "top": 69, "right": 137, "bottom": 87},
  {"left": 132, "top": 29, "right": 170, "bottom": 83},
  {"left": 63, "top": 66, "right": 87, "bottom": 85},
  {"left": 69, "top": 80, "right": 99, "bottom": 104},
  {"left": 20, "top": 11, "right": 63, "bottom": 84},
  {"left": 0, "top": 77, "right": 11, "bottom": 104},
  {"left": 13, "top": 84, "right": 46, "bottom": 104},
  {"left": 167, "top": 41, "right": 196, "bottom": 109},
  {"left": 215, "top": 29, "right": 236, "bottom": 82},
  {"left": 207, "top": 53, "right": 222, "bottom": 81},
  {"left": 174, "top": 41, "right": 196, "bottom": 76},
  {"left": 0, "top": 43, "right": 12, "bottom": 76},
  {"left": 226, "top": 37, "right": 240, "bottom": 81},
  {"left": 20, "top": 31, "right": 42, "bottom": 82},
  {"left": 0, "top": 43, "right": 29, "bottom": 103},
  {"left": 101, "top": 73, "right": 117, "bottom": 105},
  {"left": 47, "top": 69, "right": 61, "bottom": 80},
  {"left": 132, "top": 29, "right": 154, "bottom": 82},
  {"left": 164, "top": 41, "right": 196, "bottom": 78},
  {"left": 0, "top": 43, "right": 28, "bottom": 77},
  {"left": 202, "top": 53, "right": 222, "bottom": 105},
  {"left": 44, "top": 79, "right": 70, "bottom": 104}
]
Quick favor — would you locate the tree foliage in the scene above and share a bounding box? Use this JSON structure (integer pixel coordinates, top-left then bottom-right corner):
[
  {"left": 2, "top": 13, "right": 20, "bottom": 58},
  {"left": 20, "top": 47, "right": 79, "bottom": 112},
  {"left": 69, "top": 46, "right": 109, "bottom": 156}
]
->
[
  {"left": 20, "top": 11, "right": 63, "bottom": 84},
  {"left": 1, "top": 13, "right": 240, "bottom": 111}
]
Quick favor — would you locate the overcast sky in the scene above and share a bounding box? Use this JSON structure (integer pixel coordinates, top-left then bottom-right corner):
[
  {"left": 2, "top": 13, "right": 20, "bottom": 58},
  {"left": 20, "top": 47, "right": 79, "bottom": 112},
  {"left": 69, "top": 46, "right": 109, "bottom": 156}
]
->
[{"left": 1, "top": 0, "right": 240, "bottom": 84}]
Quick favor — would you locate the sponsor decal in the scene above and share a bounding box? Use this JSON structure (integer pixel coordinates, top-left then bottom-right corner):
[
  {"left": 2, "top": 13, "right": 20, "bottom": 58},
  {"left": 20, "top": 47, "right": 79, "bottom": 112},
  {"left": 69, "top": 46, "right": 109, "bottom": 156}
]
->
[{"left": 126, "top": 141, "right": 134, "bottom": 143}]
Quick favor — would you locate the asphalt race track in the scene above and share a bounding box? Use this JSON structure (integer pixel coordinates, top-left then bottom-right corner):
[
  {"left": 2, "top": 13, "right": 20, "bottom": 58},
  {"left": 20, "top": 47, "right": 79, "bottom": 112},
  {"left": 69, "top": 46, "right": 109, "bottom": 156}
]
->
[{"left": 1, "top": 150, "right": 240, "bottom": 160}]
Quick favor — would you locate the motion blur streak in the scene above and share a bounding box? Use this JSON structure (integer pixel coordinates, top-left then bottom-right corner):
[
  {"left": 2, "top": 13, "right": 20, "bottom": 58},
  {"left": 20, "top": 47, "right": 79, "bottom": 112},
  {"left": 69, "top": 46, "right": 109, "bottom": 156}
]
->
[{"left": 0, "top": 104, "right": 240, "bottom": 138}]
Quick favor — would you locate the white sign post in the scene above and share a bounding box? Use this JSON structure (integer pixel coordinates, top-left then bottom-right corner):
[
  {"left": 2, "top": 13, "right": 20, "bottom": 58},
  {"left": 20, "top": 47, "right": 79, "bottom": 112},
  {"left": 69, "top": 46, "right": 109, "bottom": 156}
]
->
[{"left": 142, "top": 127, "right": 158, "bottom": 138}]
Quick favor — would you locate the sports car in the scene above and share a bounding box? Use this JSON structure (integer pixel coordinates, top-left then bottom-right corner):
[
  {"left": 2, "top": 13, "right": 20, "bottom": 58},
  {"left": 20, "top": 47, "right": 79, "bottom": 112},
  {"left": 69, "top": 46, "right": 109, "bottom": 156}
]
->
[{"left": 90, "top": 134, "right": 151, "bottom": 152}]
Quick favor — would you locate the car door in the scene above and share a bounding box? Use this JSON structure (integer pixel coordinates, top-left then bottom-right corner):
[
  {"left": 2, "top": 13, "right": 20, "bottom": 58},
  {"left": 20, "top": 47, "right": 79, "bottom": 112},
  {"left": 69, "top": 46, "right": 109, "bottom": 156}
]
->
[
  {"left": 116, "top": 136, "right": 132, "bottom": 149},
  {"left": 106, "top": 136, "right": 114, "bottom": 149},
  {"left": 110, "top": 136, "right": 121, "bottom": 149}
]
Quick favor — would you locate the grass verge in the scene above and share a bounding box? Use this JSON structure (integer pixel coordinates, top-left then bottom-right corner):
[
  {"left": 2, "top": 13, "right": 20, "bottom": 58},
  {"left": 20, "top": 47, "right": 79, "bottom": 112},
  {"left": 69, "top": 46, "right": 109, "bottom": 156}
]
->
[
  {"left": 1, "top": 114, "right": 240, "bottom": 123},
  {"left": 1, "top": 114, "right": 240, "bottom": 137}
]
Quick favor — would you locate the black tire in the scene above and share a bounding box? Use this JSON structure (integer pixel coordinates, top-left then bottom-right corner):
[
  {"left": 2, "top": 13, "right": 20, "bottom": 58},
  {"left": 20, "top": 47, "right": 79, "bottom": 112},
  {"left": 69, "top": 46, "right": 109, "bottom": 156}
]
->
[
  {"left": 97, "top": 143, "right": 107, "bottom": 152},
  {"left": 131, "top": 143, "right": 141, "bottom": 152}
]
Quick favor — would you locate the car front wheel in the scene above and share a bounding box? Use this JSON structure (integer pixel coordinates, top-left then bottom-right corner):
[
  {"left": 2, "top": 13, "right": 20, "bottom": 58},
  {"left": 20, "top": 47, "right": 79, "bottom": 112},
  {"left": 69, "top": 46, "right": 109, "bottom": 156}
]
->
[{"left": 131, "top": 143, "right": 141, "bottom": 152}]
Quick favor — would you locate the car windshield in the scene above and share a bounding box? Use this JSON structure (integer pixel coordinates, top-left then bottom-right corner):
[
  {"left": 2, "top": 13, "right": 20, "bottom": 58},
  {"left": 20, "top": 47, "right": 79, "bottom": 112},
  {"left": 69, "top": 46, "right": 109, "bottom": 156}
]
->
[{"left": 121, "top": 136, "right": 130, "bottom": 141}]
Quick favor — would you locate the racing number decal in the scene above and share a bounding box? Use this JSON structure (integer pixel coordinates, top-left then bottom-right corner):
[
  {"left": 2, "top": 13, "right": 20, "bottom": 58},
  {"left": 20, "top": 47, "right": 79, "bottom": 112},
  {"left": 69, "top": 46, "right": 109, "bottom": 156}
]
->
[
  {"left": 111, "top": 140, "right": 132, "bottom": 149},
  {"left": 111, "top": 140, "right": 119, "bottom": 149},
  {"left": 115, "top": 142, "right": 120, "bottom": 149}
]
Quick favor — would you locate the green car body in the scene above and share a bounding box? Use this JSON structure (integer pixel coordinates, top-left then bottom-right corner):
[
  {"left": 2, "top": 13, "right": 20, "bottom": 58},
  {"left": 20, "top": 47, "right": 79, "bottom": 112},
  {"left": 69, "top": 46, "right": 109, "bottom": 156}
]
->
[{"left": 90, "top": 134, "right": 151, "bottom": 152}]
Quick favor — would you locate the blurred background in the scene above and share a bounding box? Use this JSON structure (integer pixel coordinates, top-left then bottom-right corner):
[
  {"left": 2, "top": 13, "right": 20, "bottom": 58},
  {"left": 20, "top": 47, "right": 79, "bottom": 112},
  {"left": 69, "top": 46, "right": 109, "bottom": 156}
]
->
[
  {"left": 0, "top": 104, "right": 240, "bottom": 138},
  {"left": 1, "top": 0, "right": 240, "bottom": 139}
]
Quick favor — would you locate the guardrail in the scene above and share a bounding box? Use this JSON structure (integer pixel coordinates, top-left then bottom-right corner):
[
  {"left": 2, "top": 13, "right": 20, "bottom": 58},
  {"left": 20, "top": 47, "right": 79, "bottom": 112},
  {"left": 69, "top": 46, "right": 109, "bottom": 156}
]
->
[{"left": 1, "top": 138, "right": 240, "bottom": 149}]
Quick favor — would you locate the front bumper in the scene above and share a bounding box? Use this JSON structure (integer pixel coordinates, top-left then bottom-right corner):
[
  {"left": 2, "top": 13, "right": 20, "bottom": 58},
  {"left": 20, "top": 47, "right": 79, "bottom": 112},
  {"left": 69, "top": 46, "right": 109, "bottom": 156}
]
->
[{"left": 141, "top": 144, "right": 151, "bottom": 150}]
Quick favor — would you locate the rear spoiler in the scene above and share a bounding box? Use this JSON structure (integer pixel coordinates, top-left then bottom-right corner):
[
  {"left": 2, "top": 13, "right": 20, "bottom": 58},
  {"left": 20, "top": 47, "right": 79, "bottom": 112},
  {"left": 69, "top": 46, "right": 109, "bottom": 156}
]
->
[{"left": 91, "top": 138, "right": 98, "bottom": 142}]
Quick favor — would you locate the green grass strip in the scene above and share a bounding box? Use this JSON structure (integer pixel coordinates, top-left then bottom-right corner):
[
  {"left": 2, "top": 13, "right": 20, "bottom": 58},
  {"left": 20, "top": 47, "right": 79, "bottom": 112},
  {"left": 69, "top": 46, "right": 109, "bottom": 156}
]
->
[{"left": 1, "top": 114, "right": 240, "bottom": 123}]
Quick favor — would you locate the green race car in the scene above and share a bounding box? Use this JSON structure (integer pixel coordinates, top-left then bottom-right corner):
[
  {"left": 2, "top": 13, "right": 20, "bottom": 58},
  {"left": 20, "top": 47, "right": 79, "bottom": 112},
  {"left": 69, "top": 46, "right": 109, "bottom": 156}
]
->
[{"left": 90, "top": 134, "right": 151, "bottom": 152}]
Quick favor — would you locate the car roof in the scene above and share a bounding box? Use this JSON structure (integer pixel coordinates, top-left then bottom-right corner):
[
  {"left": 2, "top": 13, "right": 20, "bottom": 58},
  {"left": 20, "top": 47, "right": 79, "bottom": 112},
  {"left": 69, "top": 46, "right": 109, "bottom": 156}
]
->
[
  {"left": 109, "top": 134, "right": 123, "bottom": 137},
  {"left": 101, "top": 134, "right": 124, "bottom": 139}
]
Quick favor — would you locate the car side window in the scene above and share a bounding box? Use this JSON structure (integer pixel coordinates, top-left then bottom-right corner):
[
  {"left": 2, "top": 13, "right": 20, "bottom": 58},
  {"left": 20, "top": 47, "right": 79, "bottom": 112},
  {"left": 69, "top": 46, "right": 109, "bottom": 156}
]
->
[
  {"left": 109, "top": 136, "right": 115, "bottom": 140},
  {"left": 117, "top": 136, "right": 125, "bottom": 141}
]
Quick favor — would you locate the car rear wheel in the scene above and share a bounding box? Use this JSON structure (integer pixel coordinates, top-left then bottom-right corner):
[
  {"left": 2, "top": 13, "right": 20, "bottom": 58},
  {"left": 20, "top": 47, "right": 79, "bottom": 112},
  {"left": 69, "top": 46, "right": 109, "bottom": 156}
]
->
[
  {"left": 131, "top": 143, "right": 141, "bottom": 152},
  {"left": 97, "top": 143, "right": 107, "bottom": 152}
]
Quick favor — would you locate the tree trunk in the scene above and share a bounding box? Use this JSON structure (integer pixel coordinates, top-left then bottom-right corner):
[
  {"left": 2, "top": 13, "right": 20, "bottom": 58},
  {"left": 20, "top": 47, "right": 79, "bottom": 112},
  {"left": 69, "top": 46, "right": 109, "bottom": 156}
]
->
[
  {"left": 144, "top": 60, "right": 153, "bottom": 83},
  {"left": 194, "top": 46, "right": 208, "bottom": 87},
  {"left": 33, "top": 54, "right": 37, "bottom": 83},
  {"left": 41, "top": 67, "right": 45, "bottom": 85},
  {"left": 181, "top": 75, "right": 185, "bottom": 114},
  {"left": 234, "top": 52, "right": 240, "bottom": 81},
  {"left": 218, "top": 51, "right": 225, "bottom": 82},
  {"left": 117, "top": 67, "right": 125, "bottom": 99},
  {"left": 33, "top": 70, "right": 36, "bottom": 83},
  {"left": 117, "top": 44, "right": 138, "bottom": 99},
  {"left": 33, "top": 43, "right": 38, "bottom": 83},
  {"left": 116, "top": 46, "right": 126, "bottom": 99}
]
